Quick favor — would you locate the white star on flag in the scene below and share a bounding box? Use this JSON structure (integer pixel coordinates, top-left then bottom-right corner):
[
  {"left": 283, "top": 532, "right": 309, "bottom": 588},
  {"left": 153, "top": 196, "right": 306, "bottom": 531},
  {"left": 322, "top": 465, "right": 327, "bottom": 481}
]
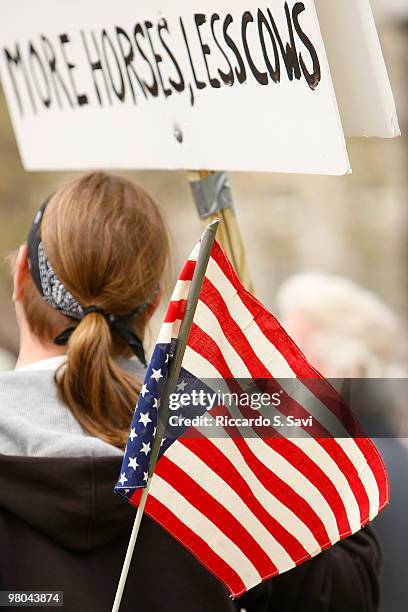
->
[
  {"left": 128, "top": 457, "right": 139, "bottom": 471},
  {"left": 151, "top": 368, "right": 163, "bottom": 381},
  {"left": 139, "top": 412, "right": 152, "bottom": 427},
  {"left": 153, "top": 398, "right": 160, "bottom": 409},
  {"left": 141, "top": 442, "right": 151, "bottom": 456},
  {"left": 140, "top": 384, "right": 149, "bottom": 397},
  {"left": 118, "top": 472, "right": 128, "bottom": 486},
  {"left": 129, "top": 428, "right": 137, "bottom": 442},
  {"left": 176, "top": 380, "right": 187, "bottom": 391},
  {"left": 143, "top": 472, "right": 149, "bottom": 482}
]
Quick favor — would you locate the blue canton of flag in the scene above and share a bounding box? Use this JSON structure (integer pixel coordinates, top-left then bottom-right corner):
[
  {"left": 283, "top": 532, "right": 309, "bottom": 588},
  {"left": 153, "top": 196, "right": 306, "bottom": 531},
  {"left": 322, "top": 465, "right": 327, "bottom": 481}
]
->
[
  {"left": 115, "top": 348, "right": 212, "bottom": 499},
  {"left": 115, "top": 341, "right": 175, "bottom": 498}
]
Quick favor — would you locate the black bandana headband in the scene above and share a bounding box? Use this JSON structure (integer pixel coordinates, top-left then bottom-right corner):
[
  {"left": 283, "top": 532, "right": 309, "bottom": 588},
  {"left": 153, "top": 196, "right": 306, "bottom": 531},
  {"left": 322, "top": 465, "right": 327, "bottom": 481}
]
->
[{"left": 26, "top": 198, "right": 157, "bottom": 367}]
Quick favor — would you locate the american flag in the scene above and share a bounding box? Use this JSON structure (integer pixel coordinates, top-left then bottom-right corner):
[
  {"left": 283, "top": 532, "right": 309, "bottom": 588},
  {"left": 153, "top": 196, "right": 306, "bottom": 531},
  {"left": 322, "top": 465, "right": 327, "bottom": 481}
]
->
[{"left": 115, "top": 240, "right": 389, "bottom": 598}]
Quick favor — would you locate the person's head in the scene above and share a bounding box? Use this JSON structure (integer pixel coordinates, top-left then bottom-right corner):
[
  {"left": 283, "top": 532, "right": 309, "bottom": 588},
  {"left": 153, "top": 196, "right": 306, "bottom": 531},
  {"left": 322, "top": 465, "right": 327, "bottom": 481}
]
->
[
  {"left": 276, "top": 272, "right": 405, "bottom": 378},
  {"left": 13, "top": 171, "right": 169, "bottom": 448}
]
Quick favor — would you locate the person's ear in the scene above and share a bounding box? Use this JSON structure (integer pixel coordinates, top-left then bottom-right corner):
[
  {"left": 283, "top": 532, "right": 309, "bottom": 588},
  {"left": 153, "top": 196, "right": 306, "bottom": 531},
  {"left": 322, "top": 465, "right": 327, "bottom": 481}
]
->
[{"left": 13, "top": 245, "right": 29, "bottom": 302}]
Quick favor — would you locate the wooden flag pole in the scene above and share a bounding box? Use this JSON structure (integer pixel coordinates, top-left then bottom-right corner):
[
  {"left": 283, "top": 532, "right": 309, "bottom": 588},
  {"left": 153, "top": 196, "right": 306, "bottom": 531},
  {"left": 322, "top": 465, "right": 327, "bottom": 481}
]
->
[
  {"left": 111, "top": 219, "right": 220, "bottom": 612},
  {"left": 188, "top": 170, "right": 254, "bottom": 294}
]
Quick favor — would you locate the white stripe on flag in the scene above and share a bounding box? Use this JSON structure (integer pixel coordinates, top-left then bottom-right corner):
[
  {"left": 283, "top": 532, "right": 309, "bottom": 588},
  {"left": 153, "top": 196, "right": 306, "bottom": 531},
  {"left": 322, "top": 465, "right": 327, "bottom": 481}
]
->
[
  {"left": 165, "top": 442, "right": 296, "bottom": 572},
  {"left": 204, "top": 255, "right": 381, "bottom": 520},
  {"left": 187, "top": 243, "right": 200, "bottom": 262},
  {"left": 149, "top": 474, "right": 262, "bottom": 591},
  {"left": 193, "top": 435, "right": 323, "bottom": 555},
  {"left": 233, "top": 437, "right": 341, "bottom": 543},
  {"left": 187, "top": 311, "right": 362, "bottom": 533},
  {"left": 289, "top": 439, "right": 362, "bottom": 533},
  {"left": 169, "top": 279, "right": 191, "bottom": 304},
  {"left": 183, "top": 346, "right": 222, "bottom": 378},
  {"left": 156, "top": 321, "right": 181, "bottom": 345},
  {"left": 335, "top": 438, "right": 380, "bottom": 520},
  {"left": 221, "top": 395, "right": 363, "bottom": 534},
  {"left": 195, "top": 300, "right": 252, "bottom": 377},
  {"left": 177, "top": 349, "right": 342, "bottom": 544}
]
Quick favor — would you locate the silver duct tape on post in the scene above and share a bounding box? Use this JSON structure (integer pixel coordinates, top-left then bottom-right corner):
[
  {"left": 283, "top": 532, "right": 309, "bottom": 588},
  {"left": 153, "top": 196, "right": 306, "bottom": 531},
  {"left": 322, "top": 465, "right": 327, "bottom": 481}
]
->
[{"left": 189, "top": 171, "right": 233, "bottom": 219}]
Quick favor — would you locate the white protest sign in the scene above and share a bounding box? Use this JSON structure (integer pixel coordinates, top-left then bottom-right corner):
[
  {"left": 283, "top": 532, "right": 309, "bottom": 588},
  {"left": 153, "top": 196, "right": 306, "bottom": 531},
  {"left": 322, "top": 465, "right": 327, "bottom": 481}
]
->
[
  {"left": 315, "top": 0, "right": 400, "bottom": 137},
  {"left": 0, "top": 0, "right": 350, "bottom": 174}
]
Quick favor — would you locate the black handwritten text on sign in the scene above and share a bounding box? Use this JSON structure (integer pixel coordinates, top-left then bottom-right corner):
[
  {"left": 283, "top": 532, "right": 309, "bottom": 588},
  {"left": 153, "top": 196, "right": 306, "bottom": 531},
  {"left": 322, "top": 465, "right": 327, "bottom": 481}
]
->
[
  {"left": 3, "top": 3, "right": 321, "bottom": 116},
  {"left": 0, "top": 0, "right": 349, "bottom": 174}
]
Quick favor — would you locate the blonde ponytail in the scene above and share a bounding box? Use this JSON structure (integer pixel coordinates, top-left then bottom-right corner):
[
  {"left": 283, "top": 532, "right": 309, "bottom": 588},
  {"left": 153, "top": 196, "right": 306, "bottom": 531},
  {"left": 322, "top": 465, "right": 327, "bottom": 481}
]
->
[{"left": 56, "top": 311, "right": 141, "bottom": 448}]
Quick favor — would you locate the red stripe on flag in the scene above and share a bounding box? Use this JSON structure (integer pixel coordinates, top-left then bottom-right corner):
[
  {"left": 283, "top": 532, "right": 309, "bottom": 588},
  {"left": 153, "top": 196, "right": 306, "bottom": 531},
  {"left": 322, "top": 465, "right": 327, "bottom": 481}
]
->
[
  {"left": 181, "top": 435, "right": 314, "bottom": 561},
  {"left": 210, "top": 241, "right": 388, "bottom": 516},
  {"left": 200, "top": 279, "right": 334, "bottom": 438},
  {"left": 179, "top": 259, "right": 196, "bottom": 281},
  {"left": 210, "top": 241, "right": 351, "bottom": 406},
  {"left": 188, "top": 323, "right": 234, "bottom": 377},
  {"left": 199, "top": 267, "right": 371, "bottom": 525},
  {"left": 156, "top": 455, "right": 277, "bottom": 578},
  {"left": 146, "top": 494, "right": 247, "bottom": 597},
  {"left": 352, "top": 438, "right": 389, "bottom": 514},
  {"left": 318, "top": 438, "right": 370, "bottom": 523},
  {"left": 187, "top": 327, "right": 352, "bottom": 537},
  {"left": 238, "top": 292, "right": 363, "bottom": 435},
  {"left": 128, "top": 484, "right": 248, "bottom": 596},
  {"left": 212, "top": 234, "right": 371, "bottom": 456},
  {"left": 164, "top": 299, "right": 187, "bottom": 323},
  {"left": 264, "top": 437, "right": 352, "bottom": 536},
  {"left": 232, "top": 299, "right": 373, "bottom": 524},
  {"left": 129, "top": 488, "right": 142, "bottom": 506}
]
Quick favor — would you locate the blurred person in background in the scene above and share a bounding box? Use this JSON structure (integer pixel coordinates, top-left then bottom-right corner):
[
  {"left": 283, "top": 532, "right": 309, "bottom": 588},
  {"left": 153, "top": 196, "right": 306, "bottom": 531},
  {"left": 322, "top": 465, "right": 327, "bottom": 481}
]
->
[{"left": 276, "top": 272, "right": 408, "bottom": 612}]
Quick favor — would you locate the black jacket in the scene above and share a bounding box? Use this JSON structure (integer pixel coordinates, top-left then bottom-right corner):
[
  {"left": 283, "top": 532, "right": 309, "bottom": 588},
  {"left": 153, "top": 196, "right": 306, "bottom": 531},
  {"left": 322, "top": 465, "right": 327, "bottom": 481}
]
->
[{"left": 0, "top": 454, "right": 381, "bottom": 612}]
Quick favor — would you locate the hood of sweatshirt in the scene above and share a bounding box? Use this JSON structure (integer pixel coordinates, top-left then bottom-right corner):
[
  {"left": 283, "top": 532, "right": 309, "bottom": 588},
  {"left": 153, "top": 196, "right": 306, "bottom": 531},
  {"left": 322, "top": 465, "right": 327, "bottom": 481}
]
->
[
  {"left": 0, "top": 455, "right": 135, "bottom": 551},
  {"left": 0, "top": 453, "right": 135, "bottom": 552},
  {"left": 0, "top": 361, "right": 144, "bottom": 552}
]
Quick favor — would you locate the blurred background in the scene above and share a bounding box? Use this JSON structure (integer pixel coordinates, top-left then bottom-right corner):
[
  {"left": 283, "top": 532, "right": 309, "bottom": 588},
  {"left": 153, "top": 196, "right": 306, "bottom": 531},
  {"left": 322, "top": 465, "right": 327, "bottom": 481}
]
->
[{"left": 0, "top": 1, "right": 407, "bottom": 365}]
